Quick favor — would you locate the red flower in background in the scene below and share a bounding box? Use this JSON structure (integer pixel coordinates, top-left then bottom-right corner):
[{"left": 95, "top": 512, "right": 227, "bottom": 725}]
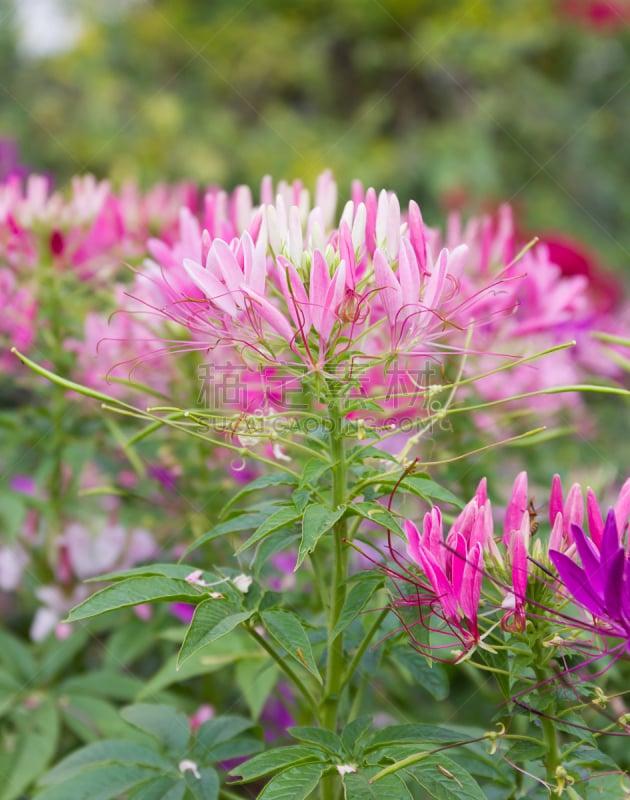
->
[{"left": 560, "top": 0, "right": 630, "bottom": 30}]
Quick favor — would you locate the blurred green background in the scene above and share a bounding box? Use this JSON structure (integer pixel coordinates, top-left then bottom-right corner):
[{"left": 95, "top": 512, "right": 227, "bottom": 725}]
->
[{"left": 2, "top": 0, "right": 630, "bottom": 272}]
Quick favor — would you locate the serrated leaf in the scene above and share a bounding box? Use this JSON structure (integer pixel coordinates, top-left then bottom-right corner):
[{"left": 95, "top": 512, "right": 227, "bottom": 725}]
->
[
  {"left": 295, "top": 503, "right": 346, "bottom": 569},
  {"left": 288, "top": 727, "right": 344, "bottom": 756},
  {"left": 121, "top": 704, "right": 190, "bottom": 754},
  {"left": 257, "top": 762, "right": 325, "bottom": 800},
  {"left": 40, "top": 741, "right": 174, "bottom": 784},
  {"left": 36, "top": 764, "right": 160, "bottom": 800},
  {"left": 229, "top": 745, "right": 322, "bottom": 781},
  {"left": 332, "top": 577, "right": 383, "bottom": 640},
  {"left": 342, "top": 766, "right": 412, "bottom": 799},
  {"left": 409, "top": 754, "right": 486, "bottom": 799},
  {"left": 235, "top": 508, "right": 301, "bottom": 555},
  {"left": 178, "top": 600, "right": 253, "bottom": 667},
  {"left": 65, "top": 577, "right": 204, "bottom": 622},
  {"left": 260, "top": 610, "right": 321, "bottom": 683},
  {"left": 348, "top": 502, "right": 403, "bottom": 535},
  {"left": 0, "top": 698, "right": 59, "bottom": 800}
]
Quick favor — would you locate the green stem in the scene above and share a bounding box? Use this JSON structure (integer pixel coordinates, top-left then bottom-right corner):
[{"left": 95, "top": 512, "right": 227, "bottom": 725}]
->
[
  {"left": 339, "top": 604, "right": 389, "bottom": 694},
  {"left": 319, "top": 397, "right": 349, "bottom": 800},
  {"left": 533, "top": 661, "right": 561, "bottom": 783},
  {"left": 245, "top": 626, "right": 317, "bottom": 713}
]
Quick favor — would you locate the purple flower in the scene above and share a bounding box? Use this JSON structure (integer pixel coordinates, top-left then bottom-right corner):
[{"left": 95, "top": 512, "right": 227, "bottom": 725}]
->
[{"left": 549, "top": 511, "right": 630, "bottom": 651}]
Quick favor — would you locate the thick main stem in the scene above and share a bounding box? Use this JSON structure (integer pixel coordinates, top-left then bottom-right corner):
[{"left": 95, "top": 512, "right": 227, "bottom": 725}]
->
[
  {"left": 533, "top": 658, "right": 561, "bottom": 785},
  {"left": 319, "top": 398, "right": 348, "bottom": 800}
]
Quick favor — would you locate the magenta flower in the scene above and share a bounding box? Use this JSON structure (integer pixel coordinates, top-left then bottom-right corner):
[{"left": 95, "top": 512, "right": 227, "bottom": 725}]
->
[
  {"left": 400, "top": 482, "right": 491, "bottom": 652},
  {"left": 549, "top": 511, "right": 630, "bottom": 651}
]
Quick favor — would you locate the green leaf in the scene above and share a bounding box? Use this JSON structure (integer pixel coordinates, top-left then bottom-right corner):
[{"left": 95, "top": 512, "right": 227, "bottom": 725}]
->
[
  {"left": 60, "top": 671, "right": 144, "bottom": 701},
  {"left": 38, "top": 628, "right": 90, "bottom": 683},
  {"left": 181, "top": 511, "right": 272, "bottom": 558},
  {"left": 184, "top": 766, "right": 220, "bottom": 800},
  {"left": 129, "top": 778, "right": 185, "bottom": 800},
  {"left": 399, "top": 477, "right": 462, "bottom": 509},
  {"left": 235, "top": 507, "right": 301, "bottom": 555},
  {"left": 178, "top": 600, "right": 253, "bottom": 667},
  {"left": 332, "top": 576, "right": 383, "bottom": 639},
  {"left": 299, "top": 459, "right": 330, "bottom": 489},
  {"left": 229, "top": 745, "right": 322, "bottom": 781},
  {"left": 409, "top": 754, "right": 486, "bottom": 799},
  {"left": 260, "top": 610, "right": 321, "bottom": 683},
  {"left": 0, "top": 629, "right": 37, "bottom": 683},
  {"left": 252, "top": 531, "right": 300, "bottom": 575},
  {"left": 221, "top": 474, "right": 299, "bottom": 517},
  {"left": 121, "top": 704, "right": 190, "bottom": 754},
  {"left": 295, "top": 503, "right": 346, "bottom": 569},
  {"left": 366, "top": 725, "right": 464, "bottom": 752},
  {"left": 348, "top": 502, "right": 403, "bottom": 535},
  {"left": 88, "top": 563, "right": 205, "bottom": 583},
  {"left": 341, "top": 716, "right": 373, "bottom": 757},
  {"left": 137, "top": 631, "right": 257, "bottom": 698},
  {"left": 390, "top": 647, "right": 449, "bottom": 701},
  {"left": 287, "top": 727, "right": 344, "bottom": 757},
  {"left": 342, "top": 766, "right": 412, "bottom": 799},
  {"left": 40, "top": 741, "right": 174, "bottom": 784},
  {"left": 65, "top": 577, "right": 204, "bottom": 622},
  {"left": 257, "top": 762, "right": 325, "bottom": 800},
  {"left": 236, "top": 660, "right": 279, "bottom": 720},
  {"left": 0, "top": 698, "right": 59, "bottom": 800},
  {"left": 196, "top": 715, "right": 257, "bottom": 753},
  {"left": 59, "top": 695, "right": 151, "bottom": 744},
  {"left": 36, "top": 764, "right": 160, "bottom": 800}
]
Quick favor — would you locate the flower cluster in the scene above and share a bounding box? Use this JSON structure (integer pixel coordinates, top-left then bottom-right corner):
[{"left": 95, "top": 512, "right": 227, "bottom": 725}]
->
[{"left": 393, "top": 471, "right": 630, "bottom": 661}]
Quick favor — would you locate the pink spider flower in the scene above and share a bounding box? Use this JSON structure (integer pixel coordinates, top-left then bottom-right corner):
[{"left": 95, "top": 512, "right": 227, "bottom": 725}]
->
[{"left": 398, "top": 480, "right": 491, "bottom": 654}]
